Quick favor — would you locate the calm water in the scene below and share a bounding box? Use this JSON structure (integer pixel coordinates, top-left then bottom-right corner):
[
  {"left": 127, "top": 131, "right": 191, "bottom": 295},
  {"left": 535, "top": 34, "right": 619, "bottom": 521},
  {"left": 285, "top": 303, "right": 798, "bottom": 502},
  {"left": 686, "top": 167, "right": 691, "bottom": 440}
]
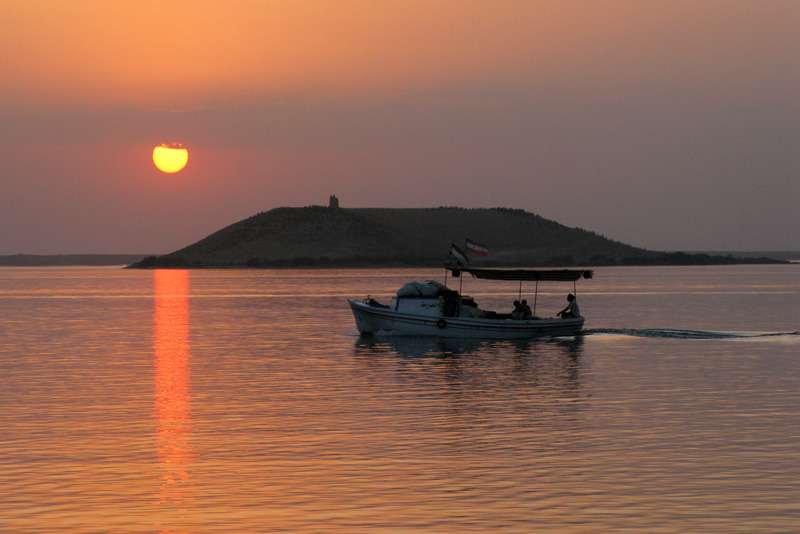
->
[{"left": 1, "top": 265, "right": 798, "bottom": 533}]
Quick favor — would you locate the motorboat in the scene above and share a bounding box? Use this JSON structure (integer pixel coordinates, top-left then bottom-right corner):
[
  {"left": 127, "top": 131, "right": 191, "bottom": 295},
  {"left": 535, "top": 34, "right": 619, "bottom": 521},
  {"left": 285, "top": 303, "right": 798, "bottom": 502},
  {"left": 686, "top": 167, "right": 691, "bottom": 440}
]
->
[{"left": 348, "top": 266, "right": 593, "bottom": 339}]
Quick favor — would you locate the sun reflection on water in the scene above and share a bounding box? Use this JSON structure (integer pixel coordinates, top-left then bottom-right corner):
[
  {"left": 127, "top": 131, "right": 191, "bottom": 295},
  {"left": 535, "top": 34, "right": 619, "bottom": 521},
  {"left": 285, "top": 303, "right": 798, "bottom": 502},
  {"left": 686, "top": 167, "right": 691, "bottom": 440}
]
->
[{"left": 153, "top": 270, "right": 192, "bottom": 505}]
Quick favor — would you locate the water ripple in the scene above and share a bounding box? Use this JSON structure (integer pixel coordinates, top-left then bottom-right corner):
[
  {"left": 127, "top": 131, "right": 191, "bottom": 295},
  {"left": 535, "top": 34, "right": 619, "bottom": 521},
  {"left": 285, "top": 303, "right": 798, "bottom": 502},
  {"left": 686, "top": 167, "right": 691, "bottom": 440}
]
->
[{"left": 1, "top": 266, "right": 799, "bottom": 532}]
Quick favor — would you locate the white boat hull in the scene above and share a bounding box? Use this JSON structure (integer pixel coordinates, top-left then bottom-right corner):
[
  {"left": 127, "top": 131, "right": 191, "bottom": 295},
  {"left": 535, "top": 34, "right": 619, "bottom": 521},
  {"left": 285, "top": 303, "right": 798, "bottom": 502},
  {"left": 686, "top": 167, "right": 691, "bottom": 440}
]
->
[{"left": 348, "top": 299, "right": 584, "bottom": 339}]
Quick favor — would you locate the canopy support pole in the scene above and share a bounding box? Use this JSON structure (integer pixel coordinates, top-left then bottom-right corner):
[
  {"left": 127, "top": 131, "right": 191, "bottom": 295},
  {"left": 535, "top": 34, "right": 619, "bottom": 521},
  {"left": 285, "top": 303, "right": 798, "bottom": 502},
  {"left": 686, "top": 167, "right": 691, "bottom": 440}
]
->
[
  {"left": 533, "top": 280, "right": 539, "bottom": 316},
  {"left": 459, "top": 274, "right": 464, "bottom": 295},
  {"left": 444, "top": 268, "right": 448, "bottom": 288},
  {"left": 518, "top": 280, "right": 522, "bottom": 300},
  {"left": 573, "top": 280, "right": 577, "bottom": 298}
]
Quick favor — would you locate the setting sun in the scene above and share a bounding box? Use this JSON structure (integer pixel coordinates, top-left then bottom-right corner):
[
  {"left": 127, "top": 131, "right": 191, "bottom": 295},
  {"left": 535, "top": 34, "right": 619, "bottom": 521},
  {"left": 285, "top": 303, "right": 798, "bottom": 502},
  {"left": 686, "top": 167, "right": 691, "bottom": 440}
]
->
[{"left": 152, "top": 144, "right": 189, "bottom": 173}]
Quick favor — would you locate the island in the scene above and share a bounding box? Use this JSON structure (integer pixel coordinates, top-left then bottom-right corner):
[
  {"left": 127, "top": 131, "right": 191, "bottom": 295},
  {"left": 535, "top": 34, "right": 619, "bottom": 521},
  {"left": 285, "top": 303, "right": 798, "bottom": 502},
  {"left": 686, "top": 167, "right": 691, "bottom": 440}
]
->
[{"left": 129, "top": 199, "right": 785, "bottom": 268}]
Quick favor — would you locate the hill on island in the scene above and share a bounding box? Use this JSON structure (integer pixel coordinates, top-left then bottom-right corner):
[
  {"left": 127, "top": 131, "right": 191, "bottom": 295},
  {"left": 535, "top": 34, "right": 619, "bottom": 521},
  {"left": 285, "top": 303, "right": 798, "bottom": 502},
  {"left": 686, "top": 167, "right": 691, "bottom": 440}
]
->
[{"left": 131, "top": 206, "right": 783, "bottom": 268}]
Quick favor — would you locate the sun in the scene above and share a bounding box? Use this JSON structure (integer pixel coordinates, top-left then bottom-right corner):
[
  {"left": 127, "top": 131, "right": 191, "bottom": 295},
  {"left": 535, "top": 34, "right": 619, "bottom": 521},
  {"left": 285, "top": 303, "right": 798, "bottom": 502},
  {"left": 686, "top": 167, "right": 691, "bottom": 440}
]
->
[{"left": 153, "top": 143, "right": 189, "bottom": 173}]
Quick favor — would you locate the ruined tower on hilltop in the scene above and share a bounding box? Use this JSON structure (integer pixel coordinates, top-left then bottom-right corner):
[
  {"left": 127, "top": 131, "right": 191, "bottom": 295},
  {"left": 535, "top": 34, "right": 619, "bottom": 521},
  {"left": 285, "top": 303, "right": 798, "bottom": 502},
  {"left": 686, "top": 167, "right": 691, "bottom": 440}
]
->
[{"left": 328, "top": 195, "right": 339, "bottom": 208}]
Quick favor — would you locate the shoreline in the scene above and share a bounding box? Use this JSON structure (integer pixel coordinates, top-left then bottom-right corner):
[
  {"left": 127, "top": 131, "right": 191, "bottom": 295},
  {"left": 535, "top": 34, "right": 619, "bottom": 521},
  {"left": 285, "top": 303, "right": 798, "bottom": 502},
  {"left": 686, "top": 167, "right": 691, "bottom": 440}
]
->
[{"left": 127, "top": 257, "right": 790, "bottom": 269}]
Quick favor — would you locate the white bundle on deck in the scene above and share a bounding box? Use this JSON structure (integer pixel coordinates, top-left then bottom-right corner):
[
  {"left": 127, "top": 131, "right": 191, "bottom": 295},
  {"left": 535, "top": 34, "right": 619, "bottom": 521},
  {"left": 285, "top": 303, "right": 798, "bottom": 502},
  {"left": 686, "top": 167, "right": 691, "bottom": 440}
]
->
[{"left": 396, "top": 280, "right": 446, "bottom": 297}]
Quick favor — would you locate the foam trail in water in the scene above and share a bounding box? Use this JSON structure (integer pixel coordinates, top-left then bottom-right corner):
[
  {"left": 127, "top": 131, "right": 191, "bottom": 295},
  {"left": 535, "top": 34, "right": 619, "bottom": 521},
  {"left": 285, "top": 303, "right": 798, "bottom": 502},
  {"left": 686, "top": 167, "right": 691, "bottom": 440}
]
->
[{"left": 581, "top": 328, "right": 800, "bottom": 340}]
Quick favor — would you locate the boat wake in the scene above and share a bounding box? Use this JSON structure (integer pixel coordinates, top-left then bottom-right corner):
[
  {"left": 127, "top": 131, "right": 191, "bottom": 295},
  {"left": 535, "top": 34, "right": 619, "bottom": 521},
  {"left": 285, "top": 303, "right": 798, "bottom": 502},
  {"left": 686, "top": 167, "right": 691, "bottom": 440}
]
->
[{"left": 581, "top": 328, "right": 800, "bottom": 340}]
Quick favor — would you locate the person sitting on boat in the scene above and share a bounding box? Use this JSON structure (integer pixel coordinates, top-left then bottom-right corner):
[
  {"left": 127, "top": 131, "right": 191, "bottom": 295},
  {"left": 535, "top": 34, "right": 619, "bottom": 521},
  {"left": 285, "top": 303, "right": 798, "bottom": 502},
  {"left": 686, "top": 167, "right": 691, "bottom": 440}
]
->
[
  {"left": 520, "top": 299, "right": 533, "bottom": 319},
  {"left": 557, "top": 294, "right": 580, "bottom": 319},
  {"left": 511, "top": 300, "right": 523, "bottom": 320}
]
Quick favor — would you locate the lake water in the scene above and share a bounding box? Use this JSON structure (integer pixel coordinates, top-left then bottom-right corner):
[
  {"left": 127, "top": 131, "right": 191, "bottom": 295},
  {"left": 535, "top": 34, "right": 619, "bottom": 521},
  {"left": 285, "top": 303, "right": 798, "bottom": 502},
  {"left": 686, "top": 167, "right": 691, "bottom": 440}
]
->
[{"left": 1, "top": 265, "right": 798, "bottom": 533}]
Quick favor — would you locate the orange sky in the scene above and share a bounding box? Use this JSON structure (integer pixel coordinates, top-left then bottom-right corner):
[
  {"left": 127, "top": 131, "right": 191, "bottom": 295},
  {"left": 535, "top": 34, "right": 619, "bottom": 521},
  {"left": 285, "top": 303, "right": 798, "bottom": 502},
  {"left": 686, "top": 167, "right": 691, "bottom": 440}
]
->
[
  {"left": 8, "top": 1, "right": 794, "bottom": 107},
  {"left": 1, "top": 1, "right": 799, "bottom": 252},
  {"left": 3, "top": 2, "right": 591, "bottom": 106}
]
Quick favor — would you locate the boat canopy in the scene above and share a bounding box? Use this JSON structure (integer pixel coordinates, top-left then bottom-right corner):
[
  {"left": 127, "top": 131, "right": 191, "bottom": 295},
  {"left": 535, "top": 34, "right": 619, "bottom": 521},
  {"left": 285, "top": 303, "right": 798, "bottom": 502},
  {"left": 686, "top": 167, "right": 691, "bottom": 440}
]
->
[{"left": 447, "top": 267, "right": 593, "bottom": 282}]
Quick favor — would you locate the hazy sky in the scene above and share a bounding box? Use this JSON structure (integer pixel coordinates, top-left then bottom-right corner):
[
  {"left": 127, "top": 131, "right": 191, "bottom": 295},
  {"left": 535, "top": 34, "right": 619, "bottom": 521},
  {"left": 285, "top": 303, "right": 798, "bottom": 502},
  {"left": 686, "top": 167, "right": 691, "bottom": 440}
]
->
[{"left": 2, "top": 0, "right": 798, "bottom": 253}]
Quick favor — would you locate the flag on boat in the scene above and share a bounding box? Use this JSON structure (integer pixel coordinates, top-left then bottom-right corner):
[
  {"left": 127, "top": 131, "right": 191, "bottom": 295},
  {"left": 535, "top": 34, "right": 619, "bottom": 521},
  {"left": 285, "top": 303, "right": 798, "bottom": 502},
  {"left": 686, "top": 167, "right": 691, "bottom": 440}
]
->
[
  {"left": 465, "top": 238, "right": 489, "bottom": 256},
  {"left": 449, "top": 243, "right": 469, "bottom": 265}
]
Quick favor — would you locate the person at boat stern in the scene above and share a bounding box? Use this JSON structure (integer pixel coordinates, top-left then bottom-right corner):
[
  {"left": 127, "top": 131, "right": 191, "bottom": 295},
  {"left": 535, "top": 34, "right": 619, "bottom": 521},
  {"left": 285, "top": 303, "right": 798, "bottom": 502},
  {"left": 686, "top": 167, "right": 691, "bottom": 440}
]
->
[{"left": 557, "top": 294, "right": 580, "bottom": 319}]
